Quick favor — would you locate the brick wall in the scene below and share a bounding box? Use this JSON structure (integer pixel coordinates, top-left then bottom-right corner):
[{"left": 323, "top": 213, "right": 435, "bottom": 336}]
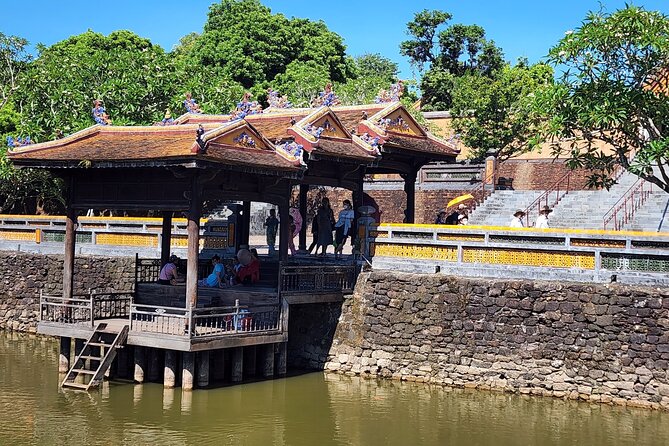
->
[{"left": 497, "top": 160, "right": 591, "bottom": 191}]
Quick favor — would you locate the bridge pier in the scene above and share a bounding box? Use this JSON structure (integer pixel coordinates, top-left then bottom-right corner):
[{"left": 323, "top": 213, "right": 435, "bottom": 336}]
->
[
  {"left": 182, "top": 352, "right": 195, "bottom": 391},
  {"left": 196, "top": 351, "right": 210, "bottom": 387},
  {"left": 58, "top": 337, "right": 70, "bottom": 373},
  {"left": 212, "top": 349, "right": 226, "bottom": 382},
  {"left": 164, "top": 350, "right": 177, "bottom": 388},
  {"left": 133, "top": 346, "right": 146, "bottom": 383},
  {"left": 244, "top": 346, "right": 257, "bottom": 377},
  {"left": 231, "top": 347, "right": 243, "bottom": 382},
  {"left": 263, "top": 344, "right": 275, "bottom": 378},
  {"left": 277, "top": 342, "right": 287, "bottom": 376},
  {"left": 148, "top": 348, "right": 163, "bottom": 382}
]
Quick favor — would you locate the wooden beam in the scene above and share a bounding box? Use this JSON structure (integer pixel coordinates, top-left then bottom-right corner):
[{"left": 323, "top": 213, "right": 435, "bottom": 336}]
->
[
  {"left": 63, "top": 206, "right": 77, "bottom": 301},
  {"left": 160, "top": 211, "right": 173, "bottom": 268},
  {"left": 186, "top": 176, "right": 201, "bottom": 310},
  {"left": 279, "top": 204, "right": 290, "bottom": 262},
  {"left": 298, "top": 184, "right": 308, "bottom": 250},
  {"left": 401, "top": 170, "right": 417, "bottom": 224},
  {"left": 240, "top": 201, "right": 251, "bottom": 247}
]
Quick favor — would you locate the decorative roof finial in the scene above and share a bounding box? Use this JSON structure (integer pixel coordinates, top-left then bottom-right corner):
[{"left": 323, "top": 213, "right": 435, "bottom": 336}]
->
[
  {"left": 230, "top": 92, "right": 263, "bottom": 121},
  {"left": 6, "top": 135, "right": 33, "bottom": 149},
  {"left": 311, "top": 82, "right": 340, "bottom": 107},
  {"left": 375, "top": 80, "right": 404, "bottom": 103},
  {"left": 184, "top": 92, "right": 202, "bottom": 114},
  {"left": 266, "top": 88, "right": 292, "bottom": 109},
  {"left": 92, "top": 99, "right": 112, "bottom": 125}
]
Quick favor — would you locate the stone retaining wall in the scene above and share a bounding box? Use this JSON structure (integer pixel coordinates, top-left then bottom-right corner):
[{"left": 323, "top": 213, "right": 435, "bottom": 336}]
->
[
  {"left": 325, "top": 271, "right": 669, "bottom": 410},
  {"left": 0, "top": 252, "right": 135, "bottom": 332}
]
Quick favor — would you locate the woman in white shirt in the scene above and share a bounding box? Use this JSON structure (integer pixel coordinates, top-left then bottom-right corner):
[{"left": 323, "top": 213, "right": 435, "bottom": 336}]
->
[
  {"left": 510, "top": 210, "right": 526, "bottom": 228},
  {"left": 535, "top": 206, "right": 552, "bottom": 229}
]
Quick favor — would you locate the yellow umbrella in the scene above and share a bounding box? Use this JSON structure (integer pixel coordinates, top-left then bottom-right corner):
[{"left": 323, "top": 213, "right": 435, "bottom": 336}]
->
[{"left": 447, "top": 194, "right": 475, "bottom": 208}]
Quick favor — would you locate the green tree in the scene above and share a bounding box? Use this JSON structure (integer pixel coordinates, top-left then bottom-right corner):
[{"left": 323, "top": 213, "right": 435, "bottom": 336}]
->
[
  {"left": 451, "top": 61, "right": 553, "bottom": 161},
  {"left": 0, "top": 33, "right": 30, "bottom": 111},
  {"left": 337, "top": 54, "right": 399, "bottom": 105},
  {"left": 271, "top": 60, "right": 330, "bottom": 107},
  {"left": 400, "top": 10, "right": 504, "bottom": 110},
  {"left": 16, "top": 30, "right": 180, "bottom": 140},
  {"left": 538, "top": 5, "right": 669, "bottom": 192},
  {"left": 185, "top": 0, "right": 353, "bottom": 89}
]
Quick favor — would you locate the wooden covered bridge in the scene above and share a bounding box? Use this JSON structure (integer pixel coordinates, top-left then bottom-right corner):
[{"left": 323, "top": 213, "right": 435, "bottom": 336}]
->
[{"left": 8, "top": 101, "right": 458, "bottom": 390}]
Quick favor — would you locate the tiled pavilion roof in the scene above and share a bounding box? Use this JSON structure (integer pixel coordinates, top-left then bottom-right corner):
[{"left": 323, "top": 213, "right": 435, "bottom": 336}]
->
[{"left": 8, "top": 102, "right": 459, "bottom": 174}]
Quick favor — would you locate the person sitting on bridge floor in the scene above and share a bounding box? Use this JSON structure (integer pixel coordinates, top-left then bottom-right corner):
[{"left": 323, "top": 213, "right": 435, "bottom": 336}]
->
[
  {"left": 199, "top": 255, "right": 224, "bottom": 287},
  {"left": 510, "top": 210, "right": 526, "bottom": 228},
  {"left": 535, "top": 205, "right": 552, "bottom": 229},
  {"left": 157, "top": 255, "right": 180, "bottom": 285},
  {"left": 235, "top": 249, "right": 260, "bottom": 286}
]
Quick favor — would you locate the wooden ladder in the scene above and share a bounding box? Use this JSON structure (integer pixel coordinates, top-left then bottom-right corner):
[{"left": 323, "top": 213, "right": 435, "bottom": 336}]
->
[{"left": 61, "top": 323, "right": 129, "bottom": 391}]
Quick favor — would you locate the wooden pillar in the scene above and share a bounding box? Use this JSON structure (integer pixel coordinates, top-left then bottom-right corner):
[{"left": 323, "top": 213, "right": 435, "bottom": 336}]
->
[
  {"left": 240, "top": 201, "right": 251, "bottom": 247},
  {"left": 182, "top": 352, "right": 195, "bottom": 391},
  {"left": 278, "top": 204, "right": 290, "bottom": 262},
  {"left": 244, "top": 346, "right": 257, "bottom": 377},
  {"left": 58, "top": 337, "right": 71, "bottom": 373},
  {"left": 116, "top": 345, "right": 129, "bottom": 379},
  {"left": 197, "top": 351, "right": 210, "bottom": 387},
  {"left": 63, "top": 206, "right": 77, "bottom": 300},
  {"left": 276, "top": 342, "right": 287, "bottom": 376},
  {"left": 401, "top": 170, "right": 417, "bottom": 224},
  {"left": 133, "top": 346, "right": 146, "bottom": 383},
  {"left": 298, "top": 184, "right": 308, "bottom": 250},
  {"left": 212, "top": 349, "right": 226, "bottom": 382},
  {"left": 231, "top": 347, "right": 244, "bottom": 382},
  {"left": 186, "top": 177, "right": 201, "bottom": 310},
  {"left": 164, "top": 350, "right": 177, "bottom": 388},
  {"left": 352, "top": 179, "right": 364, "bottom": 242},
  {"left": 74, "top": 338, "right": 85, "bottom": 356},
  {"left": 148, "top": 348, "right": 162, "bottom": 382},
  {"left": 263, "top": 344, "right": 275, "bottom": 378},
  {"left": 160, "top": 211, "right": 173, "bottom": 267}
]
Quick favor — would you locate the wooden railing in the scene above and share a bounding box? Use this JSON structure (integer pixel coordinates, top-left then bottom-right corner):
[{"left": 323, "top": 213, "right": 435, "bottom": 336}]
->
[
  {"left": 523, "top": 170, "right": 572, "bottom": 227},
  {"left": 279, "top": 264, "right": 357, "bottom": 294},
  {"left": 135, "top": 256, "right": 162, "bottom": 283},
  {"left": 603, "top": 179, "right": 653, "bottom": 231},
  {"left": 39, "top": 290, "right": 132, "bottom": 326},
  {"left": 129, "top": 299, "right": 285, "bottom": 339}
]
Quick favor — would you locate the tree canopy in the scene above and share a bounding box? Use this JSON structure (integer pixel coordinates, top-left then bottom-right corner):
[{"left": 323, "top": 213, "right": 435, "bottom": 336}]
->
[
  {"left": 184, "top": 0, "right": 353, "bottom": 89},
  {"left": 538, "top": 5, "right": 669, "bottom": 192},
  {"left": 451, "top": 60, "right": 553, "bottom": 161},
  {"left": 400, "top": 9, "right": 504, "bottom": 110}
]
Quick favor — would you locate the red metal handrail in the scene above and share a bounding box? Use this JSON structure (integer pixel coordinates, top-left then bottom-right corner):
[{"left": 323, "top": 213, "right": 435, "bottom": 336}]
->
[
  {"left": 523, "top": 170, "right": 572, "bottom": 227},
  {"left": 602, "top": 179, "right": 653, "bottom": 231}
]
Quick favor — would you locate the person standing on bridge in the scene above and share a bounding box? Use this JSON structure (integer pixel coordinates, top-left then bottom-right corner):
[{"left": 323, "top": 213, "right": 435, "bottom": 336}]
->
[
  {"left": 264, "top": 209, "right": 279, "bottom": 256},
  {"left": 535, "top": 206, "right": 552, "bottom": 229},
  {"left": 510, "top": 210, "right": 526, "bottom": 228}
]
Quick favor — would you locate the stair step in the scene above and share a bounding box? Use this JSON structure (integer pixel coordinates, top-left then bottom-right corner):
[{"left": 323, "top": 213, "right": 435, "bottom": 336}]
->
[
  {"left": 72, "top": 368, "right": 96, "bottom": 375},
  {"left": 79, "top": 355, "right": 103, "bottom": 361},
  {"left": 62, "top": 382, "right": 89, "bottom": 389},
  {"left": 87, "top": 342, "right": 110, "bottom": 347}
]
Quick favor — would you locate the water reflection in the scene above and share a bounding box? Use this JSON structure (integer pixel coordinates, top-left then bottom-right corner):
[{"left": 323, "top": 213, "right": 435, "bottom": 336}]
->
[{"left": 0, "top": 332, "right": 667, "bottom": 445}]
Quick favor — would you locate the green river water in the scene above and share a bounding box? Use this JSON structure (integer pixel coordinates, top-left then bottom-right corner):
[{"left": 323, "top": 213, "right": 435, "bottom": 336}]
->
[{"left": 1, "top": 332, "right": 668, "bottom": 446}]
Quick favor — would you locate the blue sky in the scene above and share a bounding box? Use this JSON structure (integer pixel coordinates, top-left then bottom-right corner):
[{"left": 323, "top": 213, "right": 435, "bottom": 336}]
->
[{"left": 3, "top": 0, "right": 669, "bottom": 80}]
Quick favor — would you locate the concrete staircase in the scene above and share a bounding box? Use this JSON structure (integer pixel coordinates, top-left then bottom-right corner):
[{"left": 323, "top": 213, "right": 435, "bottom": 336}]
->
[
  {"left": 549, "top": 171, "right": 641, "bottom": 230},
  {"left": 624, "top": 191, "right": 669, "bottom": 232},
  {"left": 468, "top": 170, "right": 669, "bottom": 231},
  {"left": 468, "top": 190, "right": 543, "bottom": 226}
]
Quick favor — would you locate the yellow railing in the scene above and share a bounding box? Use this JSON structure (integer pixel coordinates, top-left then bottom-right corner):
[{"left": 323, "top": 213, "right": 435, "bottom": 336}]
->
[{"left": 370, "top": 223, "right": 669, "bottom": 276}]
